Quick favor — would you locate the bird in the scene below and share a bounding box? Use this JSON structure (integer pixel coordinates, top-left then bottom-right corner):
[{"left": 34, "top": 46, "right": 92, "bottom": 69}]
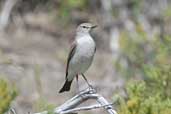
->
[{"left": 59, "top": 23, "right": 97, "bottom": 93}]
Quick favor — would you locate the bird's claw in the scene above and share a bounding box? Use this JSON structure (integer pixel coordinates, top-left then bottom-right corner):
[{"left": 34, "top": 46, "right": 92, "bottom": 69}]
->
[{"left": 87, "top": 85, "right": 96, "bottom": 93}]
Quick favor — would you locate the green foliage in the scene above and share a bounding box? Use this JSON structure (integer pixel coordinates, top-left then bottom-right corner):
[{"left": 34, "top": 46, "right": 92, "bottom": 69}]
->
[
  {"left": 117, "top": 24, "right": 149, "bottom": 78},
  {"left": 118, "top": 64, "right": 171, "bottom": 114},
  {"left": 0, "top": 78, "right": 17, "bottom": 114},
  {"left": 163, "top": 7, "right": 171, "bottom": 19},
  {"left": 129, "top": 0, "right": 142, "bottom": 19},
  {"left": 116, "top": 22, "right": 171, "bottom": 78},
  {"left": 35, "top": 97, "right": 55, "bottom": 114},
  {"left": 33, "top": 65, "right": 55, "bottom": 114},
  {"left": 116, "top": 17, "right": 171, "bottom": 114},
  {"left": 143, "top": 65, "right": 171, "bottom": 98},
  {"left": 58, "top": 0, "right": 88, "bottom": 24}
]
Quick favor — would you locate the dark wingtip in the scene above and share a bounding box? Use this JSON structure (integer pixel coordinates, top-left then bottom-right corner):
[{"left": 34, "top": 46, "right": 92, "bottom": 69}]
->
[
  {"left": 59, "top": 80, "right": 72, "bottom": 93},
  {"left": 59, "top": 89, "right": 63, "bottom": 93},
  {"left": 59, "top": 88, "right": 68, "bottom": 93}
]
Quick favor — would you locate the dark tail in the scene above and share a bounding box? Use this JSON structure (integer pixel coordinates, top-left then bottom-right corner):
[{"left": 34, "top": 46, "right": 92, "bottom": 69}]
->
[{"left": 59, "top": 80, "right": 73, "bottom": 93}]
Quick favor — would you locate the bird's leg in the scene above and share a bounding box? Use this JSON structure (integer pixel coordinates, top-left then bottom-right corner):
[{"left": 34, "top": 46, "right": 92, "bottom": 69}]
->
[
  {"left": 76, "top": 74, "right": 80, "bottom": 93},
  {"left": 81, "top": 74, "right": 94, "bottom": 90}
]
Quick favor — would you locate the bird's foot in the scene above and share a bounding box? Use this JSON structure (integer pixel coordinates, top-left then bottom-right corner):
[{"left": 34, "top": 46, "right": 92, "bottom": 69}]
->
[{"left": 87, "top": 85, "right": 96, "bottom": 93}]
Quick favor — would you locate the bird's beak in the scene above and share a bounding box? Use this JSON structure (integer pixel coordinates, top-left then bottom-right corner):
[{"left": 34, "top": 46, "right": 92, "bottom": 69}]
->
[{"left": 91, "top": 25, "right": 97, "bottom": 29}]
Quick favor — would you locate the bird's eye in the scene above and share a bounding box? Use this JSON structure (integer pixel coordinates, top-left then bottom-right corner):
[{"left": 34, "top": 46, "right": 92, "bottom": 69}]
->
[{"left": 82, "top": 26, "right": 86, "bottom": 28}]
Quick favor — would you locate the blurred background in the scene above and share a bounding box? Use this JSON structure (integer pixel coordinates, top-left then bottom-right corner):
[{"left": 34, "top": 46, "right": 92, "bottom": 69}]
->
[{"left": 0, "top": 0, "right": 171, "bottom": 114}]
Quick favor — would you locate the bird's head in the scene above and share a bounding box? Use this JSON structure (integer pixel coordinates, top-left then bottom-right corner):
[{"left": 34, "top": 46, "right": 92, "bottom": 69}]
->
[{"left": 76, "top": 23, "right": 97, "bottom": 34}]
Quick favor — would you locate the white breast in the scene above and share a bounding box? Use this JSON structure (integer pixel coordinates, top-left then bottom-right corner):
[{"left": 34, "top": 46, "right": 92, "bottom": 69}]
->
[
  {"left": 67, "top": 35, "right": 96, "bottom": 80},
  {"left": 76, "top": 35, "right": 95, "bottom": 57}
]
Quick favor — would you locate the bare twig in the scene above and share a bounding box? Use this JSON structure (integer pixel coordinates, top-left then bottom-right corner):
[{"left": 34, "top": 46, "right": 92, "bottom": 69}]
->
[
  {"left": 38, "top": 88, "right": 117, "bottom": 114},
  {"left": 11, "top": 88, "right": 118, "bottom": 114},
  {"left": 96, "top": 95, "right": 117, "bottom": 114},
  {"left": 59, "top": 103, "right": 114, "bottom": 114}
]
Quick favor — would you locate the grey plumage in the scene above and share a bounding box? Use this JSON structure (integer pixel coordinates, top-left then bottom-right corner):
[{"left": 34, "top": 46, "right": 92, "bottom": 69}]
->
[{"left": 59, "top": 23, "right": 97, "bottom": 93}]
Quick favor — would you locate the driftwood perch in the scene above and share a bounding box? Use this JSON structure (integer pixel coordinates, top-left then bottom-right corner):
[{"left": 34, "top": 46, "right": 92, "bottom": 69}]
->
[
  {"left": 9, "top": 88, "right": 117, "bottom": 114},
  {"left": 35, "top": 88, "right": 117, "bottom": 114}
]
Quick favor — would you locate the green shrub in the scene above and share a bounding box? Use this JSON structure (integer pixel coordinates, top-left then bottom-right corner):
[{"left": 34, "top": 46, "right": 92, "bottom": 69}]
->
[
  {"left": 116, "top": 20, "right": 171, "bottom": 114},
  {"left": 58, "top": 0, "right": 88, "bottom": 24},
  {"left": 35, "top": 97, "right": 55, "bottom": 114},
  {"left": 0, "top": 78, "right": 17, "bottom": 114},
  {"left": 119, "top": 67, "right": 171, "bottom": 114},
  {"left": 118, "top": 64, "right": 171, "bottom": 114}
]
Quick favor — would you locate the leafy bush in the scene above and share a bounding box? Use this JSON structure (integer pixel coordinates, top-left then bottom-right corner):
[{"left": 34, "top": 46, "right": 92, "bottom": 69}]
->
[
  {"left": 116, "top": 22, "right": 171, "bottom": 78},
  {"left": 115, "top": 19, "right": 171, "bottom": 114},
  {"left": 35, "top": 97, "right": 55, "bottom": 114},
  {"left": 118, "top": 65, "right": 171, "bottom": 114},
  {"left": 0, "top": 78, "right": 17, "bottom": 114},
  {"left": 58, "top": 0, "right": 88, "bottom": 23}
]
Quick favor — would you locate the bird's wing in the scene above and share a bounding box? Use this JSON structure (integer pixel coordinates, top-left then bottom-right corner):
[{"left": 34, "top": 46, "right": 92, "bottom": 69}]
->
[{"left": 66, "top": 41, "right": 77, "bottom": 79}]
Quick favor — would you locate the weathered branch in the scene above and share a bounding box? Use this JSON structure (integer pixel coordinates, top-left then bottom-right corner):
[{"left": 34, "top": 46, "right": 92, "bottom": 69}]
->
[
  {"left": 35, "top": 88, "right": 117, "bottom": 114},
  {"left": 58, "top": 103, "right": 114, "bottom": 114},
  {"left": 10, "top": 88, "right": 118, "bottom": 114}
]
